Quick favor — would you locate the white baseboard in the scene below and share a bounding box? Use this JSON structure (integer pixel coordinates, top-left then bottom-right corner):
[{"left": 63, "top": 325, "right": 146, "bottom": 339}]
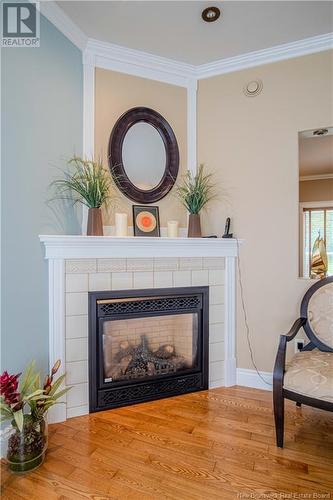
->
[
  {"left": 236, "top": 368, "right": 273, "bottom": 391},
  {"left": 209, "top": 379, "right": 224, "bottom": 389},
  {"left": 67, "top": 405, "right": 89, "bottom": 419}
]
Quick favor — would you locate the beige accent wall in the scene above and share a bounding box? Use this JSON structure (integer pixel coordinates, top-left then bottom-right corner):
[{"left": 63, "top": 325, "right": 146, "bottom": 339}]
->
[
  {"left": 198, "top": 51, "right": 333, "bottom": 372},
  {"left": 299, "top": 179, "right": 333, "bottom": 202},
  {"left": 95, "top": 68, "right": 187, "bottom": 226}
]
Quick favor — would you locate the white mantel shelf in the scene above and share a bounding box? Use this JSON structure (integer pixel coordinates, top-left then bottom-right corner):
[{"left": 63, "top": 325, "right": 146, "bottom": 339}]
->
[{"left": 39, "top": 235, "right": 242, "bottom": 259}]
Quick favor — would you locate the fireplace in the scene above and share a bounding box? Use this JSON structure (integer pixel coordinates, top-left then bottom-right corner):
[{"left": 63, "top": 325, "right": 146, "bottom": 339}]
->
[{"left": 89, "top": 287, "right": 209, "bottom": 412}]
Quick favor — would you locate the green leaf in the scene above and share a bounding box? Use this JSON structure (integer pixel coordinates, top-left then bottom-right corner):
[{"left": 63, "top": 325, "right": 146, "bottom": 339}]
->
[
  {"left": 29, "top": 394, "right": 50, "bottom": 403},
  {"left": 34, "top": 374, "right": 41, "bottom": 391},
  {"left": 51, "top": 156, "right": 114, "bottom": 209},
  {"left": 24, "top": 389, "right": 45, "bottom": 400},
  {"left": 20, "top": 360, "right": 37, "bottom": 396},
  {"left": 27, "top": 394, "right": 50, "bottom": 402},
  {"left": 0, "top": 406, "right": 13, "bottom": 417},
  {"left": 48, "top": 374, "right": 66, "bottom": 396},
  {"left": 175, "top": 164, "right": 216, "bottom": 214},
  {"left": 50, "top": 387, "right": 70, "bottom": 401},
  {"left": 40, "top": 402, "right": 52, "bottom": 411},
  {"left": 30, "top": 372, "right": 41, "bottom": 391},
  {"left": 13, "top": 410, "right": 24, "bottom": 432}
]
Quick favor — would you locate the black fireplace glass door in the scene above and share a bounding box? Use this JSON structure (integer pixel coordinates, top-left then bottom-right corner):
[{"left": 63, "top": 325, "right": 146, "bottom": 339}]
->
[{"left": 102, "top": 313, "right": 199, "bottom": 384}]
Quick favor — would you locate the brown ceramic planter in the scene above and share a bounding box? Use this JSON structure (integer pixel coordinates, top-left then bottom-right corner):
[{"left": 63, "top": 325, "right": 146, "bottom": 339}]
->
[
  {"left": 188, "top": 214, "right": 202, "bottom": 238},
  {"left": 87, "top": 208, "right": 103, "bottom": 236}
]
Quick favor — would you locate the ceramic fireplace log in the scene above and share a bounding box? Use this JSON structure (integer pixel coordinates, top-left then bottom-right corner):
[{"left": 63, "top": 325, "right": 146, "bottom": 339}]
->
[{"left": 107, "top": 335, "right": 189, "bottom": 381}]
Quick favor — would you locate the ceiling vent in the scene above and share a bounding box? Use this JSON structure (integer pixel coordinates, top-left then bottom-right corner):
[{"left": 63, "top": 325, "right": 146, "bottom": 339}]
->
[{"left": 243, "top": 79, "right": 263, "bottom": 97}]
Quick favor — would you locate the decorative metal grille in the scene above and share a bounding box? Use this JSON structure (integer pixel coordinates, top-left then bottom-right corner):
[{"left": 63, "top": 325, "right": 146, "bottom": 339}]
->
[
  {"left": 98, "top": 375, "right": 202, "bottom": 406},
  {"left": 98, "top": 295, "right": 201, "bottom": 316}
]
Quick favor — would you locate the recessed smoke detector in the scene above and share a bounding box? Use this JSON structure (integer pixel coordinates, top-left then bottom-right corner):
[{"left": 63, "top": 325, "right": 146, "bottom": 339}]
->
[
  {"left": 243, "top": 79, "right": 263, "bottom": 97},
  {"left": 202, "top": 6, "right": 221, "bottom": 23},
  {"left": 313, "top": 128, "right": 329, "bottom": 136}
]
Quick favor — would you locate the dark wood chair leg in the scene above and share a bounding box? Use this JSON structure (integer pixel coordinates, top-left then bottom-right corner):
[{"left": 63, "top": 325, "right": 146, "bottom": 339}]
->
[
  {"left": 273, "top": 388, "right": 284, "bottom": 447},
  {"left": 296, "top": 402, "right": 301, "bottom": 407}
]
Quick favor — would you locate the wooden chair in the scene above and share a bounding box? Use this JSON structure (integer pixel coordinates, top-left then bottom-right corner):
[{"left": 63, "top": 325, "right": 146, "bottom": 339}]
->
[{"left": 273, "top": 276, "right": 333, "bottom": 447}]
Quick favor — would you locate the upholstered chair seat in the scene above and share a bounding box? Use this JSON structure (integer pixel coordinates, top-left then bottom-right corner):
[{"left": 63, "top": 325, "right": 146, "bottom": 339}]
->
[
  {"left": 284, "top": 349, "right": 333, "bottom": 403},
  {"left": 273, "top": 276, "right": 333, "bottom": 447}
]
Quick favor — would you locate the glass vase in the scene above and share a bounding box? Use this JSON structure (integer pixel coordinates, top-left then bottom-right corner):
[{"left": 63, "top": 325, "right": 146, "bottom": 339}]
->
[{"left": 6, "top": 415, "right": 48, "bottom": 473}]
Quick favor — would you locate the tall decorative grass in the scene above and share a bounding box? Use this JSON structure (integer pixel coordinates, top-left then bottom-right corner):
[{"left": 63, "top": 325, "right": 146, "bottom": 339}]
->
[
  {"left": 175, "top": 164, "right": 215, "bottom": 214},
  {"left": 52, "top": 156, "right": 112, "bottom": 208}
]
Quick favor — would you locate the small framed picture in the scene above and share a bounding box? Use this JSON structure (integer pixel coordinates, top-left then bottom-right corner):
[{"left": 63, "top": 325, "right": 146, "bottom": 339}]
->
[{"left": 132, "top": 205, "right": 160, "bottom": 237}]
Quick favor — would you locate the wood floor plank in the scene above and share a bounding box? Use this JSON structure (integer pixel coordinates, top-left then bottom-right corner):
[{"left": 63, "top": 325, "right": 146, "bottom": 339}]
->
[
  {"left": 47, "top": 445, "right": 118, "bottom": 479},
  {"left": 97, "top": 412, "right": 215, "bottom": 449},
  {"left": 1, "top": 387, "right": 332, "bottom": 499},
  {"left": 128, "top": 439, "right": 217, "bottom": 471}
]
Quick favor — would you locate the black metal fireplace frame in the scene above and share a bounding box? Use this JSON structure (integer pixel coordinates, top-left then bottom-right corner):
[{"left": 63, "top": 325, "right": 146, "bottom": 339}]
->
[{"left": 89, "top": 286, "right": 209, "bottom": 413}]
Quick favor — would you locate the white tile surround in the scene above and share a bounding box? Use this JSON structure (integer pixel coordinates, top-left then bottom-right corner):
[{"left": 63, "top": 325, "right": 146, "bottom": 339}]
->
[
  {"left": 39, "top": 236, "right": 240, "bottom": 423},
  {"left": 65, "top": 257, "right": 225, "bottom": 418}
]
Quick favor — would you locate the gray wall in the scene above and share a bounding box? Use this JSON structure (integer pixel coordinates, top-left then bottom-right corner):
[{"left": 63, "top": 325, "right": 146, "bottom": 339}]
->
[{"left": 1, "top": 14, "right": 83, "bottom": 374}]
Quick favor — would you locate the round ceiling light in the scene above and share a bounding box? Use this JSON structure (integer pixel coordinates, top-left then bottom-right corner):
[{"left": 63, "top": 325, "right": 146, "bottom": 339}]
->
[{"left": 202, "top": 6, "right": 221, "bottom": 23}]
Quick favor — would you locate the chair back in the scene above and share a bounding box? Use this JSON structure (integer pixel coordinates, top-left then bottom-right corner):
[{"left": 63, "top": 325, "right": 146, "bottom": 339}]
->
[{"left": 300, "top": 276, "right": 333, "bottom": 352}]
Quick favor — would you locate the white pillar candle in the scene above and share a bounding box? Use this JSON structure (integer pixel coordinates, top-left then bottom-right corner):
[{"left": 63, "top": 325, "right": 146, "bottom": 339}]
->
[
  {"left": 167, "top": 220, "right": 179, "bottom": 238},
  {"left": 115, "top": 213, "right": 128, "bottom": 237}
]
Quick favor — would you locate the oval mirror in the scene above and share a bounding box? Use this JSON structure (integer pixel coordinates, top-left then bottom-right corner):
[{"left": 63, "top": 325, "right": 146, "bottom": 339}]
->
[
  {"left": 108, "top": 107, "right": 179, "bottom": 204},
  {"left": 122, "top": 122, "right": 166, "bottom": 191}
]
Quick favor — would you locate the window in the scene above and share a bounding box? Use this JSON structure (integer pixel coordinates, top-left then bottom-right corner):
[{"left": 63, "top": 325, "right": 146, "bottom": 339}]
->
[{"left": 301, "top": 204, "right": 333, "bottom": 278}]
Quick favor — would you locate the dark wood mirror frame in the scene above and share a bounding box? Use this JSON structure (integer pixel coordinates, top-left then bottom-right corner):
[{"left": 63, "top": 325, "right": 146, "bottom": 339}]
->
[{"left": 108, "top": 107, "right": 179, "bottom": 204}]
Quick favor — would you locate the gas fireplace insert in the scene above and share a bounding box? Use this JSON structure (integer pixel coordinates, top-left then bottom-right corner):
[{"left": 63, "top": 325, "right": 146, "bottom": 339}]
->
[{"left": 89, "top": 287, "right": 209, "bottom": 412}]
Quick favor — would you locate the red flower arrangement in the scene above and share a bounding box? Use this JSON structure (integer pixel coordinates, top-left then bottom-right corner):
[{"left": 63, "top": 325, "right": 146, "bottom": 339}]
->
[
  {"left": 0, "top": 360, "right": 69, "bottom": 431},
  {"left": 0, "top": 360, "right": 70, "bottom": 473},
  {"left": 0, "top": 371, "right": 21, "bottom": 408}
]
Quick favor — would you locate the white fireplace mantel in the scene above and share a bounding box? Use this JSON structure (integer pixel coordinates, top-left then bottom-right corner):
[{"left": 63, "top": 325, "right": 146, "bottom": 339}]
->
[
  {"left": 39, "top": 235, "right": 241, "bottom": 259},
  {"left": 39, "top": 235, "right": 242, "bottom": 422}
]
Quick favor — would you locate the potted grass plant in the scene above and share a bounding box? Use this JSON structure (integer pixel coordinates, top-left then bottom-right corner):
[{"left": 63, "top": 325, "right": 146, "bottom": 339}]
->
[
  {"left": 53, "top": 156, "right": 113, "bottom": 236},
  {"left": 0, "top": 360, "right": 69, "bottom": 473},
  {"left": 175, "top": 164, "right": 215, "bottom": 237}
]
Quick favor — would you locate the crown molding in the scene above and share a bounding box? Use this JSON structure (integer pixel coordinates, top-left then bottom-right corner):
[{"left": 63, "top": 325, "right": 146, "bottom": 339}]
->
[
  {"left": 299, "top": 173, "right": 333, "bottom": 181},
  {"left": 86, "top": 32, "right": 333, "bottom": 85},
  {"left": 196, "top": 32, "right": 333, "bottom": 79},
  {"left": 38, "top": 1, "right": 88, "bottom": 51},
  {"left": 86, "top": 39, "right": 196, "bottom": 88},
  {"left": 42, "top": 3, "right": 333, "bottom": 81}
]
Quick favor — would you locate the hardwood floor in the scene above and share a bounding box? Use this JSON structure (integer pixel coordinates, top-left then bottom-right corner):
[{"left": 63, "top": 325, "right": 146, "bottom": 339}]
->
[{"left": 1, "top": 386, "right": 333, "bottom": 499}]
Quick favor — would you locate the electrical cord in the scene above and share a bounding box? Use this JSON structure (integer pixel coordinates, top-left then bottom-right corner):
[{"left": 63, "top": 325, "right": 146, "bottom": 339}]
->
[{"left": 236, "top": 238, "right": 272, "bottom": 387}]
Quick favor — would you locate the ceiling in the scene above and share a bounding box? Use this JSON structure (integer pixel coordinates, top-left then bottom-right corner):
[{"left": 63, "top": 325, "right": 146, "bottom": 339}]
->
[
  {"left": 299, "top": 134, "right": 333, "bottom": 177},
  {"left": 57, "top": 1, "right": 333, "bottom": 65}
]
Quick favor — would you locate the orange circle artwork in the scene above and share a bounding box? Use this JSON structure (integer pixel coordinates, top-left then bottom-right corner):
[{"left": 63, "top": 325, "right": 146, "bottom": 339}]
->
[{"left": 136, "top": 211, "right": 157, "bottom": 233}]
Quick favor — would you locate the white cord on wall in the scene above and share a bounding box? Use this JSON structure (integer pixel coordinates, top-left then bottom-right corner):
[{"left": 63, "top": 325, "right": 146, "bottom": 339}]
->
[{"left": 236, "top": 238, "right": 272, "bottom": 387}]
